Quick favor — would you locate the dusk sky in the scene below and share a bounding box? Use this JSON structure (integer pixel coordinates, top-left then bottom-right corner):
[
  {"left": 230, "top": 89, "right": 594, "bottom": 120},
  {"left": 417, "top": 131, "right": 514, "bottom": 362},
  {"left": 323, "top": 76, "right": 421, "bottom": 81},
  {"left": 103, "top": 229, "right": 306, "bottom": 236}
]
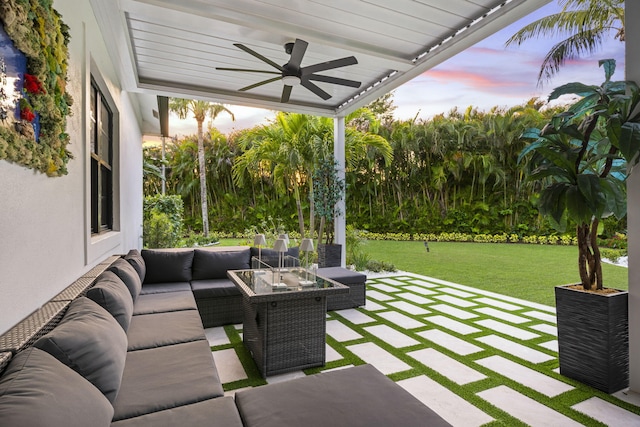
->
[{"left": 168, "top": 1, "right": 626, "bottom": 136}]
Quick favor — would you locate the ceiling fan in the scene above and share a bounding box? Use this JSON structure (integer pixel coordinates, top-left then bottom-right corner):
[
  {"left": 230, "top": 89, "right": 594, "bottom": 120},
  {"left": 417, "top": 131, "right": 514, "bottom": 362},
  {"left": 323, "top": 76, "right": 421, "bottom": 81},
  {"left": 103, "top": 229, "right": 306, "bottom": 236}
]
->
[{"left": 217, "top": 39, "right": 361, "bottom": 103}]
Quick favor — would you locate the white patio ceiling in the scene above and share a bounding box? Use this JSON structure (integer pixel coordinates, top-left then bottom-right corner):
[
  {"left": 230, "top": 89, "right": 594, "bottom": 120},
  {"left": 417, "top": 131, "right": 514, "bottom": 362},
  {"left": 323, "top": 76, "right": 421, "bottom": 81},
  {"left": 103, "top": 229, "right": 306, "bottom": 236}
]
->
[{"left": 90, "top": 0, "right": 551, "bottom": 133}]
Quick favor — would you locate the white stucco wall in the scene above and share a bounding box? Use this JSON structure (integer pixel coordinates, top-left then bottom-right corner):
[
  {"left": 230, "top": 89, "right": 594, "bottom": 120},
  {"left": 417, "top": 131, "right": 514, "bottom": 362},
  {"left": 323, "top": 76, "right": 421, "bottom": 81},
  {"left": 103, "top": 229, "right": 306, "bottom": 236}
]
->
[{"left": 0, "top": 1, "right": 143, "bottom": 334}]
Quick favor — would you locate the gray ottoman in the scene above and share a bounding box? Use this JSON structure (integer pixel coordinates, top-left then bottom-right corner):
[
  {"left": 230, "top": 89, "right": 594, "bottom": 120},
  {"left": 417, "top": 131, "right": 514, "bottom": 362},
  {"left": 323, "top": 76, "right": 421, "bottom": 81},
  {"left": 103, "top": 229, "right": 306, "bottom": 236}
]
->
[
  {"left": 317, "top": 267, "right": 366, "bottom": 310},
  {"left": 235, "top": 364, "right": 451, "bottom": 427}
]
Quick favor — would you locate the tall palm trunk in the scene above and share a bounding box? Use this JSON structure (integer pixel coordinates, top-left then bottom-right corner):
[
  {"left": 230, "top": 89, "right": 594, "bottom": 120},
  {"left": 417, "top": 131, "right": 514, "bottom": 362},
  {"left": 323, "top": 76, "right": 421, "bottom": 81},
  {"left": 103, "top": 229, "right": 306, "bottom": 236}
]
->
[{"left": 196, "top": 120, "right": 209, "bottom": 237}]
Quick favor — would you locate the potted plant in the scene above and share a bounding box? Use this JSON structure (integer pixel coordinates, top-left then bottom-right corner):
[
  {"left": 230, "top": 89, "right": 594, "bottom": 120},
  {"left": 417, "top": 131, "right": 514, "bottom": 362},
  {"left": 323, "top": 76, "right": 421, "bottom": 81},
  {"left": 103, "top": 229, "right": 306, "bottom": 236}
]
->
[
  {"left": 519, "top": 59, "right": 640, "bottom": 393},
  {"left": 313, "top": 156, "right": 345, "bottom": 267}
]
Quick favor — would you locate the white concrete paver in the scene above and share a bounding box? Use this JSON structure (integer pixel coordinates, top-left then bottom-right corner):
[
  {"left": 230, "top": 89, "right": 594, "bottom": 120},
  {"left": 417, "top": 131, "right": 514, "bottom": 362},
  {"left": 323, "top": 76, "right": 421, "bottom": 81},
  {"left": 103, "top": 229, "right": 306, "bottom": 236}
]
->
[
  {"left": 573, "top": 396, "right": 640, "bottom": 426},
  {"left": 346, "top": 342, "right": 411, "bottom": 375},
  {"left": 427, "top": 315, "right": 481, "bottom": 335},
  {"left": 378, "top": 278, "right": 407, "bottom": 287},
  {"left": 363, "top": 299, "right": 385, "bottom": 311},
  {"left": 476, "top": 355, "right": 573, "bottom": 397},
  {"left": 204, "top": 326, "right": 230, "bottom": 346},
  {"left": 266, "top": 370, "right": 305, "bottom": 383},
  {"left": 438, "top": 287, "right": 477, "bottom": 298},
  {"left": 388, "top": 300, "right": 431, "bottom": 315},
  {"left": 474, "top": 307, "right": 530, "bottom": 324},
  {"left": 523, "top": 310, "right": 557, "bottom": 323},
  {"left": 409, "top": 279, "right": 440, "bottom": 288},
  {"left": 435, "top": 294, "right": 477, "bottom": 308},
  {"left": 378, "top": 310, "right": 426, "bottom": 329},
  {"left": 431, "top": 303, "right": 479, "bottom": 320},
  {"left": 326, "top": 319, "right": 363, "bottom": 342},
  {"left": 334, "top": 308, "right": 375, "bottom": 324},
  {"left": 417, "top": 329, "right": 483, "bottom": 355},
  {"left": 364, "top": 324, "right": 420, "bottom": 348},
  {"left": 475, "top": 319, "right": 540, "bottom": 340},
  {"left": 408, "top": 348, "right": 486, "bottom": 385},
  {"left": 326, "top": 344, "right": 343, "bottom": 363},
  {"left": 404, "top": 285, "right": 438, "bottom": 296},
  {"left": 370, "top": 283, "right": 402, "bottom": 293},
  {"left": 398, "top": 375, "right": 494, "bottom": 427},
  {"left": 530, "top": 323, "right": 558, "bottom": 336},
  {"left": 366, "top": 290, "right": 395, "bottom": 301},
  {"left": 539, "top": 340, "right": 559, "bottom": 352},
  {"left": 476, "top": 335, "right": 555, "bottom": 363},
  {"left": 474, "top": 297, "right": 522, "bottom": 311},
  {"left": 212, "top": 349, "right": 247, "bottom": 383},
  {"left": 397, "top": 292, "right": 435, "bottom": 304},
  {"left": 477, "top": 386, "right": 583, "bottom": 427}
]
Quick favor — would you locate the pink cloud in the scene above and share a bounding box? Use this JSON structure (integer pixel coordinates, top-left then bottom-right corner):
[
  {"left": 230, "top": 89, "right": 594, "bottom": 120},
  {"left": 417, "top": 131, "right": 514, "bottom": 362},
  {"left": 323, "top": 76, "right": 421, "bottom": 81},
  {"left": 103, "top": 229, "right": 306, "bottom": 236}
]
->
[{"left": 422, "top": 68, "right": 525, "bottom": 89}]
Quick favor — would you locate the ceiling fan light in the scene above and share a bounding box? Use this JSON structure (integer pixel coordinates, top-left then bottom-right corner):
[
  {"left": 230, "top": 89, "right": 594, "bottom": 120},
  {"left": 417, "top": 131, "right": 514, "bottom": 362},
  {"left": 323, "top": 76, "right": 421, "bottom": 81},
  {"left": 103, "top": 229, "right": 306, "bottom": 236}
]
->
[{"left": 282, "top": 75, "right": 301, "bottom": 86}]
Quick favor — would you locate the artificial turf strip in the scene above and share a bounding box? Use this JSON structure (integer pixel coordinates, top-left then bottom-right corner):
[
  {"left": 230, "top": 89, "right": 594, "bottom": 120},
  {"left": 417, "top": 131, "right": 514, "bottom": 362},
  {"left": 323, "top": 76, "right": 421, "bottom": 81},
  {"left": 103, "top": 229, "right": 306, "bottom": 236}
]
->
[{"left": 215, "top": 275, "right": 638, "bottom": 426}]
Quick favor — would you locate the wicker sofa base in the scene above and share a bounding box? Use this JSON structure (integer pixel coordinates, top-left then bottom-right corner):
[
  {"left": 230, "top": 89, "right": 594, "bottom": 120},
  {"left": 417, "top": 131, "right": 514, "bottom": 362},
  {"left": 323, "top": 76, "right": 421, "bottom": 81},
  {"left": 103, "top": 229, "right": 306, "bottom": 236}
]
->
[
  {"left": 317, "top": 267, "right": 367, "bottom": 311},
  {"left": 196, "top": 295, "right": 244, "bottom": 328}
]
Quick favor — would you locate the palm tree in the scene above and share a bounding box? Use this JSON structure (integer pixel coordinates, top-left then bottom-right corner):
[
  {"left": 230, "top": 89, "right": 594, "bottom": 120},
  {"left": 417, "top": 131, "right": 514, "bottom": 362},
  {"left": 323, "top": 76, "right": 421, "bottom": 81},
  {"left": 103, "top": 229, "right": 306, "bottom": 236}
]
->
[
  {"left": 169, "top": 99, "right": 234, "bottom": 236},
  {"left": 505, "top": 0, "right": 624, "bottom": 84}
]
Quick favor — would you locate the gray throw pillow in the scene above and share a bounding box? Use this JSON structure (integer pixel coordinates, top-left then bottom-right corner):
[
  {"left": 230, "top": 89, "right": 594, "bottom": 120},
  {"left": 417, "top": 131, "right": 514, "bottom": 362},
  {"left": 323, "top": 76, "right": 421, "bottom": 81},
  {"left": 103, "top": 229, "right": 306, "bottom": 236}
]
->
[
  {"left": 192, "top": 249, "right": 250, "bottom": 280},
  {"left": 0, "top": 347, "right": 114, "bottom": 427},
  {"left": 109, "top": 258, "right": 142, "bottom": 300},
  {"left": 33, "top": 297, "right": 128, "bottom": 403},
  {"left": 125, "top": 249, "right": 146, "bottom": 282},
  {"left": 87, "top": 271, "right": 134, "bottom": 332},
  {"left": 141, "top": 249, "right": 194, "bottom": 283}
]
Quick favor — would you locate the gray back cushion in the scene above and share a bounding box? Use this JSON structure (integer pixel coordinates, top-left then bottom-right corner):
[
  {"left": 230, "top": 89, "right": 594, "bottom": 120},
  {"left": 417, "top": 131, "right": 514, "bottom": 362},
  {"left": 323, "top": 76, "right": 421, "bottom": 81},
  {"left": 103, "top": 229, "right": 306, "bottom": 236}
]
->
[
  {"left": 125, "top": 249, "right": 146, "bottom": 282},
  {"left": 0, "top": 348, "right": 114, "bottom": 427},
  {"left": 192, "top": 249, "right": 250, "bottom": 280},
  {"left": 87, "top": 271, "right": 134, "bottom": 332},
  {"left": 33, "top": 297, "right": 128, "bottom": 403},
  {"left": 142, "top": 249, "right": 194, "bottom": 283},
  {"left": 109, "top": 258, "right": 143, "bottom": 300}
]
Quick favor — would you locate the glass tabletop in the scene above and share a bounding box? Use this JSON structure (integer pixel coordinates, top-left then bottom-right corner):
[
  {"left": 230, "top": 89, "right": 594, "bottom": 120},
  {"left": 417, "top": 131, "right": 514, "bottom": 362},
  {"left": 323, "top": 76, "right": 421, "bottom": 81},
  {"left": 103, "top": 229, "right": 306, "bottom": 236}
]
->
[{"left": 230, "top": 267, "right": 338, "bottom": 295}]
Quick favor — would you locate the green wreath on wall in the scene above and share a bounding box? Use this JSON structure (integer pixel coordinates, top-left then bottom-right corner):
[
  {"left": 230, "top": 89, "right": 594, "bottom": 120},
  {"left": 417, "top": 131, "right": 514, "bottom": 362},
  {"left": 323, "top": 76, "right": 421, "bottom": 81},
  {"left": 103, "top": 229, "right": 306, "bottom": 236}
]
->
[{"left": 0, "top": 0, "right": 73, "bottom": 177}]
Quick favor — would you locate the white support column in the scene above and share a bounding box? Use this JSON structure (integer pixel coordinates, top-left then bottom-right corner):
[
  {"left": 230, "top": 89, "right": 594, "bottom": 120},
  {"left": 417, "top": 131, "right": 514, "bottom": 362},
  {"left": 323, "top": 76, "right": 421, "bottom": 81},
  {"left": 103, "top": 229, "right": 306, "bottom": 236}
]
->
[
  {"left": 626, "top": 0, "right": 640, "bottom": 393},
  {"left": 334, "top": 116, "right": 346, "bottom": 267}
]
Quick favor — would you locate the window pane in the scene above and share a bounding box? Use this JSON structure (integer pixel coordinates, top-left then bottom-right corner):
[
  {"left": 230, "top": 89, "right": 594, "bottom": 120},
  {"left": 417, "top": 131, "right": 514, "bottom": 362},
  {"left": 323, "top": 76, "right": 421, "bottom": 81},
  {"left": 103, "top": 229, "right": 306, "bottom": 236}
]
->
[
  {"left": 99, "top": 98, "right": 111, "bottom": 162},
  {"left": 90, "top": 86, "right": 97, "bottom": 154},
  {"left": 91, "top": 158, "right": 98, "bottom": 234}
]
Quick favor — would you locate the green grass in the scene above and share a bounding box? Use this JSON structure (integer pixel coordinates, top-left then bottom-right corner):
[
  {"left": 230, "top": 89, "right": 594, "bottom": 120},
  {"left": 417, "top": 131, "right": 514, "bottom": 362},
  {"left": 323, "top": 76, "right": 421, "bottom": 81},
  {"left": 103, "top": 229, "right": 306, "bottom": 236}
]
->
[{"left": 218, "top": 238, "right": 629, "bottom": 307}]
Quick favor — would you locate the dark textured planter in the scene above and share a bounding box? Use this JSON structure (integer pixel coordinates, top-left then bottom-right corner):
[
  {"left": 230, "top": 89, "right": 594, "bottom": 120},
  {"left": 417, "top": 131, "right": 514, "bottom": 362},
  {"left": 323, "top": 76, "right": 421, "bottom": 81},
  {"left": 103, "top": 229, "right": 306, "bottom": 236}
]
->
[
  {"left": 555, "top": 284, "right": 629, "bottom": 393},
  {"left": 318, "top": 244, "right": 342, "bottom": 268}
]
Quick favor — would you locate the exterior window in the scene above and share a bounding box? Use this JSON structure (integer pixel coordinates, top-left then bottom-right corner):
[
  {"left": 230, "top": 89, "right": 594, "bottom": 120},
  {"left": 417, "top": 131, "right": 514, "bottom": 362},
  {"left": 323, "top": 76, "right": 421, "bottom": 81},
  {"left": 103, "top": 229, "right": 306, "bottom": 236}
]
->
[{"left": 90, "top": 78, "right": 113, "bottom": 234}]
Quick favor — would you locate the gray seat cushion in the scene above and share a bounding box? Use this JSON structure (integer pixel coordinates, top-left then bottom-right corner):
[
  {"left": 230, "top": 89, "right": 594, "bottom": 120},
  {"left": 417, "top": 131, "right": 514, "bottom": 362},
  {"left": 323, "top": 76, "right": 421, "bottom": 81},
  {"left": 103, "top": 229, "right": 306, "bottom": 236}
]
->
[
  {"left": 0, "top": 348, "right": 114, "bottom": 427},
  {"left": 127, "top": 310, "right": 205, "bottom": 351},
  {"left": 109, "top": 258, "right": 143, "bottom": 301},
  {"left": 33, "top": 297, "right": 128, "bottom": 403},
  {"left": 140, "top": 281, "right": 192, "bottom": 294},
  {"left": 112, "top": 340, "right": 224, "bottom": 421},
  {"left": 110, "top": 396, "right": 243, "bottom": 427},
  {"left": 141, "top": 249, "right": 194, "bottom": 283},
  {"left": 87, "top": 271, "right": 134, "bottom": 331},
  {"left": 235, "top": 364, "right": 452, "bottom": 427},
  {"left": 125, "top": 249, "right": 146, "bottom": 283},
  {"left": 317, "top": 267, "right": 366, "bottom": 285},
  {"left": 192, "top": 248, "right": 250, "bottom": 280},
  {"left": 133, "top": 291, "right": 197, "bottom": 315},
  {"left": 191, "top": 279, "right": 241, "bottom": 299}
]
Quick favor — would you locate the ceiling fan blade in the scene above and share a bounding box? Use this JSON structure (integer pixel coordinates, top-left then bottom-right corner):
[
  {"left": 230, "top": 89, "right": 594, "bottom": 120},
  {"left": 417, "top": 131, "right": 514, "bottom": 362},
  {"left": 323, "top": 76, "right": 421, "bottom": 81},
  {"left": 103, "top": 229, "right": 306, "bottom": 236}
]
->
[
  {"left": 216, "top": 67, "right": 281, "bottom": 75},
  {"left": 234, "top": 43, "right": 284, "bottom": 71},
  {"left": 239, "top": 76, "right": 282, "bottom": 92},
  {"left": 281, "top": 85, "right": 293, "bottom": 103},
  {"left": 306, "top": 74, "right": 361, "bottom": 88},
  {"left": 301, "top": 80, "right": 331, "bottom": 100},
  {"left": 288, "top": 39, "right": 308, "bottom": 69},
  {"left": 301, "top": 56, "right": 358, "bottom": 76}
]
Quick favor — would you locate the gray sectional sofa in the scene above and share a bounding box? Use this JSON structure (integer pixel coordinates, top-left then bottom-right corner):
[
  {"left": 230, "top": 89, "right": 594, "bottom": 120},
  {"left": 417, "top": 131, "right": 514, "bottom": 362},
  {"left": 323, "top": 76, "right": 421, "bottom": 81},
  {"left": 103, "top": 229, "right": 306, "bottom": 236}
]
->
[{"left": 0, "top": 248, "right": 450, "bottom": 426}]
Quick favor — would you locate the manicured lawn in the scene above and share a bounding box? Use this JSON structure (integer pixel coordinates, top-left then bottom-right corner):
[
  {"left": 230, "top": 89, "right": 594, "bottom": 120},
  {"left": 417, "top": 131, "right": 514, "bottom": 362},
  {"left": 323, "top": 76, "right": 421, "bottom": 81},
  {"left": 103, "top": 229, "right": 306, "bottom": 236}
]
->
[{"left": 363, "top": 240, "right": 629, "bottom": 307}]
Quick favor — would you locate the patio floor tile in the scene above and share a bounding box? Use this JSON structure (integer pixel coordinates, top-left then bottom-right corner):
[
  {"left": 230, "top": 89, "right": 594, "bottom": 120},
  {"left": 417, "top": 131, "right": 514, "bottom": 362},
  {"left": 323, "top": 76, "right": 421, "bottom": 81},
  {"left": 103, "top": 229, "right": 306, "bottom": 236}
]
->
[
  {"left": 398, "top": 375, "right": 494, "bottom": 427},
  {"left": 417, "top": 329, "right": 483, "bottom": 355},
  {"left": 204, "top": 326, "right": 230, "bottom": 346},
  {"left": 326, "top": 344, "right": 343, "bottom": 363},
  {"left": 408, "top": 348, "right": 486, "bottom": 385},
  {"left": 431, "top": 303, "right": 479, "bottom": 320},
  {"left": 530, "top": 323, "right": 558, "bottom": 336},
  {"left": 477, "top": 386, "right": 584, "bottom": 427},
  {"left": 523, "top": 310, "right": 557, "bottom": 323},
  {"left": 475, "top": 319, "right": 540, "bottom": 340},
  {"left": 474, "top": 307, "right": 530, "bottom": 324},
  {"left": 370, "top": 283, "right": 402, "bottom": 293},
  {"left": 212, "top": 348, "right": 247, "bottom": 383},
  {"left": 266, "top": 370, "right": 305, "bottom": 384},
  {"left": 378, "top": 310, "right": 426, "bottom": 329},
  {"left": 476, "top": 335, "right": 555, "bottom": 363},
  {"left": 346, "top": 342, "right": 411, "bottom": 375},
  {"left": 572, "top": 396, "right": 640, "bottom": 426},
  {"left": 364, "top": 324, "right": 420, "bottom": 348},
  {"left": 397, "top": 292, "right": 435, "bottom": 304},
  {"left": 408, "top": 279, "right": 440, "bottom": 288},
  {"left": 426, "top": 315, "right": 481, "bottom": 335},
  {"left": 476, "top": 355, "right": 573, "bottom": 397},
  {"left": 363, "top": 299, "right": 385, "bottom": 311},
  {"left": 474, "top": 297, "right": 522, "bottom": 311},
  {"left": 434, "top": 294, "right": 477, "bottom": 308},
  {"left": 539, "top": 340, "right": 559, "bottom": 352},
  {"left": 334, "top": 308, "right": 375, "bottom": 324},
  {"left": 378, "top": 278, "right": 407, "bottom": 286},
  {"left": 438, "top": 287, "right": 477, "bottom": 298},
  {"left": 387, "top": 300, "right": 431, "bottom": 315},
  {"left": 326, "top": 319, "right": 362, "bottom": 342},
  {"left": 404, "top": 285, "right": 438, "bottom": 296},
  {"left": 366, "top": 290, "right": 395, "bottom": 301}
]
